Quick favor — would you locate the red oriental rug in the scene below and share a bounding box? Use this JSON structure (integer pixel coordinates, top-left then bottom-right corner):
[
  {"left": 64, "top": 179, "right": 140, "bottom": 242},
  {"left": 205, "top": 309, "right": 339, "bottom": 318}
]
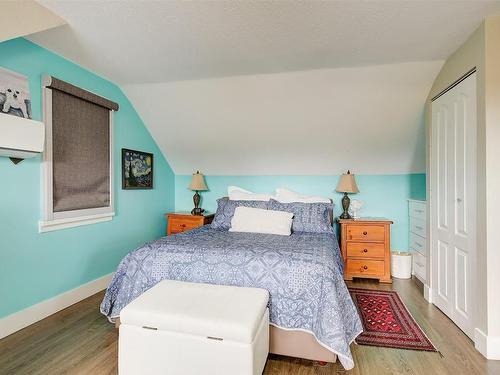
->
[{"left": 349, "top": 288, "right": 437, "bottom": 352}]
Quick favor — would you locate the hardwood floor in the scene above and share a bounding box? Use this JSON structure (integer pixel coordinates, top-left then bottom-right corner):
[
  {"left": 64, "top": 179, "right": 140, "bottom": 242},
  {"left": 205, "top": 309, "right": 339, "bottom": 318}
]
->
[{"left": 1, "top": 278, "right": 498, "bottom": 375}]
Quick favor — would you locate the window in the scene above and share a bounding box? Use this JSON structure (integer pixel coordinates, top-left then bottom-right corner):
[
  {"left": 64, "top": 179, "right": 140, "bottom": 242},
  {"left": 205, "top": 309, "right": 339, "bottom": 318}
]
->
[{"left": 39, "top": 76, "right": 119, "bottom": 233}]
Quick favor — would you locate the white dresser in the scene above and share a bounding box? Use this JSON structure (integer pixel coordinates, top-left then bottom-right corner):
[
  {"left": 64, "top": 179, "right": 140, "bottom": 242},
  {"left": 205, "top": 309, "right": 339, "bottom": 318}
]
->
[{"left": 408, "top": 199, "right": 427, "bottom": 283}]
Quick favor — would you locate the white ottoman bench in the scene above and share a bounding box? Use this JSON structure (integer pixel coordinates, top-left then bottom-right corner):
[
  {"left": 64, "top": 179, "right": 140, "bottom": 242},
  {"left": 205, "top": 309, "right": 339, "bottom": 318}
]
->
[{"left": 119, "top": 280, "right": 270, "bottom": 375}]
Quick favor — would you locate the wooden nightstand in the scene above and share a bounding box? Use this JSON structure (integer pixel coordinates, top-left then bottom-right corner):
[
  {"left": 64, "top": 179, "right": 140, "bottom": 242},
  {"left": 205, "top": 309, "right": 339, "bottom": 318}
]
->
[
  {"left": 165, "top": 213, "right": 214, "bottom": 235},
  {"left": 338, "top": 218, "right": 393, "bottom": 283}
]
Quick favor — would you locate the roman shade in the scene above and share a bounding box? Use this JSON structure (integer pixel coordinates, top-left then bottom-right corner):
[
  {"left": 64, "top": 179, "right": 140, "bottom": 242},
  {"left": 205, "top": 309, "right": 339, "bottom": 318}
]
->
[
  {"left": 45, "top": 76, "right": 119, "bottom": 111},
  {"left": 44, "top": 76, "right": 118, "bottom": 213}
]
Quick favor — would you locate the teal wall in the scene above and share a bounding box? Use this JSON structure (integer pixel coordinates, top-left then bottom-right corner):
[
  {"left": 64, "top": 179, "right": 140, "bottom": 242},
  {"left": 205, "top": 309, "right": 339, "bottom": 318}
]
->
[
  {"left": 175, "top": 174, "right": 426, "bottom": 251},
  {"left": 0, "top": 39, "right": 175, "bottom": 318},
  {"left": 0, "top": 37, "right": 427, "bottom": 320}
]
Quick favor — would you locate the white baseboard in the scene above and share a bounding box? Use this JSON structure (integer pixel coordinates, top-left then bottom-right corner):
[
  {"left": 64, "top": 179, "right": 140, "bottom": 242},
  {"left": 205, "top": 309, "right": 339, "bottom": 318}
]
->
[
  {"left": 0, "top": 273, "right": 112, "bottom": 340},
  {"left": 475, "top": 328, "right": 500, "bottom": 360},
  {"left": 423, "top": 284, "right": 432, "bottom": 303}
]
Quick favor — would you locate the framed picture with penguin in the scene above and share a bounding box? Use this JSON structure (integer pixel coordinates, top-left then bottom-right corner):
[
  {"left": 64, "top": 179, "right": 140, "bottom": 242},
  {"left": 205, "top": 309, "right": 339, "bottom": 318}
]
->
[{"left": 122, "top": 148, "right": 154, "bottom": 189}]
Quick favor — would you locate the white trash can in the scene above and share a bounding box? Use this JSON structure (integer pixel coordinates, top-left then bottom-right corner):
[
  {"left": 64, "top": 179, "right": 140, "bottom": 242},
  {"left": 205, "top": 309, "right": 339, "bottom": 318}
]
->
[{"left": 391, "top": 251, "right": 412, "bottom": 279}]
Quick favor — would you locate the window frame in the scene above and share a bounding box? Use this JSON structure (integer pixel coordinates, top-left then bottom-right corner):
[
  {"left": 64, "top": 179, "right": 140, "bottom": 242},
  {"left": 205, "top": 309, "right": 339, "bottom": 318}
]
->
[{"left": 39, "top": 76, "right": 115, "bottom": 233}]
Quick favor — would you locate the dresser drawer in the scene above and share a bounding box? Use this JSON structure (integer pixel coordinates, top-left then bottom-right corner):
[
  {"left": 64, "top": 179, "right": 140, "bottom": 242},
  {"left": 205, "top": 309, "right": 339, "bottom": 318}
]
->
[
  {"left": 412, "top": 251, "right": 426, "bottom": 282},
  {"left": 409, "top": 200, "right": 426, "bottom": 220},
  {"left": 346, "top": 259, "right": 385, "bottom": 277},
  {"left": 410, "top": 217, "right": 426, "bottom": 238},
  {"left": 409, "top": 232, "right": 427, "bottom": 256},
  {"left": 346, "top": 242, "right": 385, "bottom": 259},
  {"left": 345, "top": 225, "right": 385, "bottom": 242}
]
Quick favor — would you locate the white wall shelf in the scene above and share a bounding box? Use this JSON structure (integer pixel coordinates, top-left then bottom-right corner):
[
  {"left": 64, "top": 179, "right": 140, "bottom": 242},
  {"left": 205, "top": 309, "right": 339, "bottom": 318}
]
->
[{"left": 0, "top": 114, "right": 45, "bottom": 161}]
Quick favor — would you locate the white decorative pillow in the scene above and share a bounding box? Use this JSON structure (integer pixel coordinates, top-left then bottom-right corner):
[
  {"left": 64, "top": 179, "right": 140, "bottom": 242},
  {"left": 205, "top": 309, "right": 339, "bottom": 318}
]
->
[
  {"left": 228, "top": 185, "right": 273, "bottom": 201},
  {"left": 275, "top": 187, "right": 330, "bottom": 203},
  {"left": 229, "top": 207, "right": 294, "bottom": 236}
]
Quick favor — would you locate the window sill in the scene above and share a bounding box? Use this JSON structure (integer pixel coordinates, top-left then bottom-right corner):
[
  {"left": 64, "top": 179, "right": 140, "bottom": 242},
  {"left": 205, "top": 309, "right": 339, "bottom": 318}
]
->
[{"left": 39, "top": 212, "right": 115, "bottom": 233}]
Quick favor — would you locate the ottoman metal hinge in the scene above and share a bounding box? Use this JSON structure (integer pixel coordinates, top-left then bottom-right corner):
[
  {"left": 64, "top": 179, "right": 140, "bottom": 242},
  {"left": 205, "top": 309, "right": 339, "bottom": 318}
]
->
[
  {"left": 207, "top": 336, "right": 224, "bottom": 341},
  {"left": 142, "top": 326, "right": 158, "bottom": 330}
]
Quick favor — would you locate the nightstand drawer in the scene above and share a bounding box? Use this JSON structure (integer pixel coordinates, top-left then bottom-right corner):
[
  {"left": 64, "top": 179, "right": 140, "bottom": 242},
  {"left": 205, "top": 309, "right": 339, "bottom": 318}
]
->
[
  {"left": 169, "top": 220, "right": 199, "bottom": 233},
  {"left": 346, "top": 242, "right": 385, "bottom": 258},
  {"left": 169, "top": 227, "right": 184, "bottom": 235},
  {"left": 170, "top": 216, "right": 204, "bottom": 225},
  {"left": 346, "top": 259, "right": 385, "bottom": 276},
  {"left": 165, "top": 213, "right": 214, "bottom": 236},
  {"left": 346, "top": 225, "right": 385, "bottom": 242}
]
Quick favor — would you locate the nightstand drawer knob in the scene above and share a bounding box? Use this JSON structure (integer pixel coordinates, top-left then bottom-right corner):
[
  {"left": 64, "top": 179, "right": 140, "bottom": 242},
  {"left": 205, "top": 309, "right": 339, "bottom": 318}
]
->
[
  {"left": 363, "top": 248, "right": 368, "bottom": 253},
  {"left": 363, "top": 231, "right": 368, "bottom": 235},
  {"left": 181, "top": 224, "right": 186, "bottom": 227},
  {"left": 363, "top": 265, "right": 368, "bottom": 270}
]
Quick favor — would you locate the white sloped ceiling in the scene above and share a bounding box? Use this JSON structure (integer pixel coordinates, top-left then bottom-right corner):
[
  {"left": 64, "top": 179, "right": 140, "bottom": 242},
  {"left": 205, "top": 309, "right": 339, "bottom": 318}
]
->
[
  {"left": 0, "top": 1, "right": 65, "bottom": 43},
  {"left": 122, "top": 61, "right": 443, "bottom": 175},
  {"left": 25, "top": 1, "right": 500, "bottom": 174}
]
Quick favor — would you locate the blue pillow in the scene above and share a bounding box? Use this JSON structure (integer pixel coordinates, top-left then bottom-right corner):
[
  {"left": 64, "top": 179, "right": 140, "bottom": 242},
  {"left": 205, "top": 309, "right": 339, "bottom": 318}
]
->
[
  {"left": 268, "top": 199, "right": 333, "bottom": 233},
  {"left": 211, "top": 198, "right": 269, "bottom": 230}
]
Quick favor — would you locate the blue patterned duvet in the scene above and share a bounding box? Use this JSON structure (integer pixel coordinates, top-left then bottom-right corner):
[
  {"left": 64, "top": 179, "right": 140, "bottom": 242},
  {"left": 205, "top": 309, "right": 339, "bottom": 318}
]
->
[{"left": 100, "top": 226, "right": 362, "bottom": 369}]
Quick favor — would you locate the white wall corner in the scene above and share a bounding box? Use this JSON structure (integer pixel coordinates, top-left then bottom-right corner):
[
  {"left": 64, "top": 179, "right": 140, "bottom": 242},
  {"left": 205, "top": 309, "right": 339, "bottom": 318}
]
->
[
  {"left": 475, "top": 328, "right": 500, "bottom": 360},
  {"left": 0, "top": 273, "right": 112, "bottom": 340},
  {"left": 424, "top": 284, "right": 432, "bottom": 303}
]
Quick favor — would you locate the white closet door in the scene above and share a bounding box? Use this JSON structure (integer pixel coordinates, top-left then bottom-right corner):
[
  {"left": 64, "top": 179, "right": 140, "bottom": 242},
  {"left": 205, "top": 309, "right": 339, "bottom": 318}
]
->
[{"left": 430, "top": 73, "right": 476, "bottom": 339}]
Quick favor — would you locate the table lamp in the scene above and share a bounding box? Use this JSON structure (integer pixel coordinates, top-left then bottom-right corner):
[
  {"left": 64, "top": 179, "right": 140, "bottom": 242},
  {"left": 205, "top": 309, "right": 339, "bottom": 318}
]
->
[
  {"left": 188, "top": 171, "right": 208, "bottom": 215},
  {"left": 336, "top": 170, "right": 359, "bottom": 219}
]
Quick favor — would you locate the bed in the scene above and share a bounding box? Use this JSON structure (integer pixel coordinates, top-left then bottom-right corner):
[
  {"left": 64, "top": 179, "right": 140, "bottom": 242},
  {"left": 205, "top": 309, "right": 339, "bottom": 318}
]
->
[{"left": 100, "top": 224, "right": 362, "bottom": 370}]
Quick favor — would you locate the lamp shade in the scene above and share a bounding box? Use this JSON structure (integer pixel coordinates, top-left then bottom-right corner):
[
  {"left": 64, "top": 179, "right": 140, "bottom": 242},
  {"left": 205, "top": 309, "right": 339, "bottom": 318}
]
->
[
  {"left": 336, "top": 171, "right": 359, "bottom": 193},
  {"left": 188, "top": 171, "right": 208, "bottom": 191}
]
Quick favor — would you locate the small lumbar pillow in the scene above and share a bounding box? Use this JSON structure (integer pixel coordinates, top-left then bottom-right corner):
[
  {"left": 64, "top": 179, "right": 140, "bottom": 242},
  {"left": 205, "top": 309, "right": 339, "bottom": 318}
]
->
[
  {"left": 229, "top": 207, "right": 294, "bottom": 236},
  {"left": 228, "top": 185, "right": 273, "bottom": 201},
  {"left": 275, "top": 187, "right": 330, "bottom": 203}
]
